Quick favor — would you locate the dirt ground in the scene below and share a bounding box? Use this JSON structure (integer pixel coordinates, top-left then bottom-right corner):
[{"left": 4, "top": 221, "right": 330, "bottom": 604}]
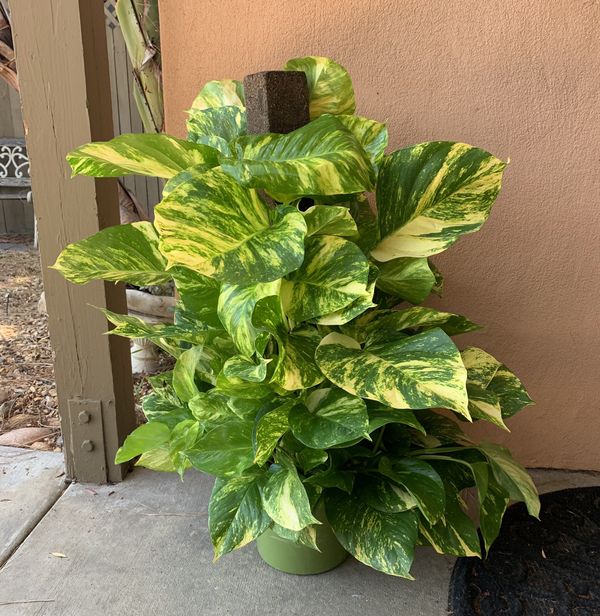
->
[{"left": 0, "top": 236, "right": 155, "bottom": 452}]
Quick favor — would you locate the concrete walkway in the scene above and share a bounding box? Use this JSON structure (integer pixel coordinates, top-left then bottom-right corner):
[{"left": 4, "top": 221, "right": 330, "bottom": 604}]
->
[{"left": 0, "top": 448, "right": 598, "bottom": 616}]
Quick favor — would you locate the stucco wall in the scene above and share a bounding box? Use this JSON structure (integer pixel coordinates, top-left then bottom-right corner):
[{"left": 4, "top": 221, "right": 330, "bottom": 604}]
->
[{"left": 159, "top": 0, "right": 600, "bottom": 470}]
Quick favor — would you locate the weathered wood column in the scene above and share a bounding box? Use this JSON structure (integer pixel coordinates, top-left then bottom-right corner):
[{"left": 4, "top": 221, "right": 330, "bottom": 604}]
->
[
  {"left": 11, "top": 0, "right": 136, "bottom": 483},
  {"left": 243, "top": 71, "right": 309, "bottom": 134}
]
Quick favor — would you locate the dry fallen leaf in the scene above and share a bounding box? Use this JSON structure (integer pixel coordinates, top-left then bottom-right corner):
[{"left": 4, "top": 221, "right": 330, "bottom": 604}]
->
[{"left": 50, "top": 552, "right": 67, "bottom": 559}]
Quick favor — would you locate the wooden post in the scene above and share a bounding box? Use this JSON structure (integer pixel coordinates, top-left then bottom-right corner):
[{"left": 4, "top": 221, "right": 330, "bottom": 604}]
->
[
  {"left": 243, "top": 71, "right": 310, "bottom": 134},
  {"left": 10, "top": 0, "right": 136, "bottom": 483}
]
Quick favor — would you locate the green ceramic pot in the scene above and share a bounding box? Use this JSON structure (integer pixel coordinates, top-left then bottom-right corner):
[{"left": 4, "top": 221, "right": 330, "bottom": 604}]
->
[{"left": 256, "top": 504, "right": 348, "bottom": 575}]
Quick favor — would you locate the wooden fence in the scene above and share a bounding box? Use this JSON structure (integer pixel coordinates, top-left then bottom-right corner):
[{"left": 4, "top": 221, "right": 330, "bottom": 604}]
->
[{"left": 0, "top": 0, "right": 160, "bottom": 234}]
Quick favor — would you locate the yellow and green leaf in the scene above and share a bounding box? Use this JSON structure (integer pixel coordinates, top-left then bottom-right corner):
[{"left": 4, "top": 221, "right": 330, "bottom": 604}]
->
[
  {"left": 220, "top": 115, "right": 374, "bottom": 198},
  {"left": 284, "top": 56, "right": 355, "bottom": 118},
  {"left": 67, "top": 133, "right": 219, "bottom": 179},
  {"left": 155, "top": 170, "right": 307, "bottom": 284},
  {"left": 191, "top": 79, "right": 245, "bottom": 110},
  {"left": 372, "top": 142, "right": 506, "bottom": 260},
  {"left": 52, "top": 221, "right": 169, "bottom": 286},
  {"left": 375, "top": 257, "right": 437, "bottom": 304},
  {"left": 315, "top": 330, "right": 470, "bottom": 417}
]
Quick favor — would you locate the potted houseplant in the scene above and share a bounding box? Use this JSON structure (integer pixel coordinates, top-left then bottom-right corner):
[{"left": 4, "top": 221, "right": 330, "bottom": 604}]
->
[{"left": 54, "top": 56, "right": 539, "bottom": 578}]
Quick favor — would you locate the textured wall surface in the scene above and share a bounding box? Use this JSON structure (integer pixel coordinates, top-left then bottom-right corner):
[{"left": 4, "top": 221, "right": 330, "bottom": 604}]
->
[{"left": 159, "top": 0, "right": 600, "bottom": 470}]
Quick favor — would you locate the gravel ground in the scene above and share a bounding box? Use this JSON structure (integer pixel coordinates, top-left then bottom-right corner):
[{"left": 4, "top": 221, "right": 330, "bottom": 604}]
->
[{"left": 0, "top": 236, "right": 162, "bottom": 451}]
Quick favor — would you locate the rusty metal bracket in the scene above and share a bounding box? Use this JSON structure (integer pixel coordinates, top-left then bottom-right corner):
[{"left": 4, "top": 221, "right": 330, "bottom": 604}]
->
[{"left": 67, "top": 399, "right": 107, "bottom": 484}]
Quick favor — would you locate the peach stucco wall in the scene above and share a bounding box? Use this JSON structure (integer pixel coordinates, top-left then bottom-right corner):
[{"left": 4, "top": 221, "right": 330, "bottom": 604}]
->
[{"left": 159, "top": 0, "right": 600, "bottom": 470}]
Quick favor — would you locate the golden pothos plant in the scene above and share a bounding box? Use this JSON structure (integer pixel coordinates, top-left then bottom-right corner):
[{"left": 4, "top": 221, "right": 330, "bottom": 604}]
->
[{"left": 54, "top": 56, "right": 538, "bottom": 578}]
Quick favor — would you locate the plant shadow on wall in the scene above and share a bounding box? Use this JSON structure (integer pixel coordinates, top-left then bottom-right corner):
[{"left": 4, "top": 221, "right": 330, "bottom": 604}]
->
[{"left": 53, "top": 56, "right": 538, "bottom": 578}]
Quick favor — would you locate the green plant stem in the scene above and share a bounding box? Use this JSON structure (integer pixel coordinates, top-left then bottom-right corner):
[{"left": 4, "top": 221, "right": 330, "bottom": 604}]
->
[{"left": 372, "top": 426, "right": 386, "bottom": 454}]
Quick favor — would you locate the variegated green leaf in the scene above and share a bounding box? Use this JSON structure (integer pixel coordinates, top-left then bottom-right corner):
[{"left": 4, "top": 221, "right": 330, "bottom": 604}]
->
[
  {"left": 162, "top": 163, "right": 215, "bottom": 198},
  {"left": 337, "top": 115, "right": 388, "bottom": 167},
  {"left": 155, "top": 170, "right": 307, "bottom": 284},
  {"left": 462, "top": 347, "right": 501, "bottom": 388},
  {"left": 169, "top": 419, "right": 201, "bottom": 477},
  {"left": 253, "top": 400, "right": 294, "bottom": 465},
  {"left": 466, "top": 383, "right": 508, "bottom": 430},
  {"left": 172, "top": 267, "right": 221, "bottom": 328},
  {"left": 272, "top": 328, "right": 324, "bottom": 391},
  {"left": 186, "top": 106, "right": 247, "bottom": 156},
  {"left": 372, "top": 142, "right": 506, "bottom": 260},
  {"left": 254, "top": 297, "right": 325, "bottom": 391},
  {"left": 297, "top": 449, "right": 330, "bottom": 474},
  {"left": 289, "top": 388, "right": 369, "bottom": 449},
  {"left": 316, "top": 264, "right": 378, "bottom": 326},
  {"left": 142, "top": 391, "right": 192, "bottom": 430},
  {"left": 220, "top": 115, "right": 373, "bottom": 198},
  {"left": 479, "top": 442, "right": 540, "bottom": 517},
  {"left": 479, "top": 479, "right": 510, "bottom": 553},
  {"left": 173, "top": 345, "right": 222, "bottom": 400},
  {"left": 209, "top": 472, "right": 270, "bottom": 559},
  {"left": 218, "top": 280, "right": 280, "bottom": 357},
  {"left": 223, "top": 356, "right": 270, "bottom": 383},
  {"left": 487, "top": 365, "right": 533, "bottom": 418},
  {"left": 191, "top": 79, "right": 245, "bottom": 110},
  {"left": 186, "top": 418, "right": 254, "bottom": 477},
  {"left": 302, "top": 205, "right": 358, "bottom": 238},
  {"left": 353, "top": 306, "right": 480, "bottom": 345},
  {"left": 261, "top": 466, "right": 319, "bottom": 531},
  {"left": 67, "top": 133, "right": 219, "bottom": 179},
  {"left": 305, "top": 468, "right": 354, "bottom": 493},
  {"left": 462, "top": 348, "right": 532, "bottom": 421},
  {"left": 367, "top": 406, "right": 425, "bottom": 435},
  {"left": 271, "top": 523, "right": 319, "bottom": 551},
  {"left": 379, "top": 457, "right": 445, "bottom": 524},
  {"left": 354, "top": 474, "right": 418, "bottom": 514},
  {"left": 315, "top": 330, "right": 469, "bottom": 417},
  {"left": 115, "top": 422, "right": 170, "bottom": 464},
  {"left": 101, "top": 309, "right": 213, "bottom": 356},
  {"left": 188, "top": 390, "right": 231, "bottom": 426},
  {"left": 419, "top": 487, "right": 481, "bottom": 557},
  {"left": 414, "top": 412, "right": 473, "bottom": 447},
  {"left": 325, "top": 490, "right": 418, "bottom": 578},
  {"left": 284, "top": 56, "right": 355, "bottom": 118},
  {"left": 375, "top": 257, "right": 437, "bottom": 304},
  {"left": 281, "top": 235, "right": 370, "bottom": 322},
  {"left": 52, "top": 222, "right": 168, "bottom": 286},
  {"left": 214, "top": 370, "right": 273, "bottom": 400},
  {"left": 136, "top": 447, "right": 176, "bottom": 472}
]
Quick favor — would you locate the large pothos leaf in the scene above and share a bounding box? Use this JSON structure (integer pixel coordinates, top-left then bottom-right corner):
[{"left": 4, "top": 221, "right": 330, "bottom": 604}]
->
[
  {"left": 352, "top": 306, "right": 480, "bottom": 346},
  {"left": 353, "top": 474, "right": 418, "bottom": 514},
  {"left": 316, "top": 264, "right": 378, "bottom": 326},
  {"left": 208, "top": 472, "right": 270, "bottom": 559},
  {"left": 379, "top": 457, "right": 446, "bottom": 524},
  {"left": 367, "top": 406, "right": 425, "bottom": 435},
  {"left": 479, "top": 443, "right": 540, "bottom": 517},
  {"left": 220, "top": 115, "right": 374, "bottom": 198},
  {"left": 218, "top": 280, "right": 280, "bottom": 357},
  {"left": 155, "top": 170, "right": 307, "bottom": 284},
  {"left": 479, "top": 479, "right": 510, "bottom": 553},
  {"left": 115, "top": 422, "right": 170, "bottom": 464},
  {"left": 172, "top": 267, "right": 221, "bottom": 328},
  {"left": 325, "top": 490, "right": 419, "bottom": 578},
  {"left": 289, "top": 388, "right": 369, "bottom": 449},
  {"left": 261, "top": 465, "right": 319, "bottom": 531},
  {"left": 462, "top": 347, "right": 532, "bottom": 424},
  {"left": 281, "top": 235, "right": 370, "bottom": 322},
  {"left": 190, "top": 79, "right": 245, "bottom": 110},
  {"left": 222, "top": 356, "right": 270, "bottom": 383},
  {"left": 67, "top": 133, "right": 219, "bottom": 179},
  {"left": 186, "top": 418, "right": 254, "bottom": 477},
  {"left": 337, "top": 115, "right": 388, "bottom": 167},
  {"left": 284, "top": 56, "right": 356, "bottom": 118},
  {"left": 52, "top": 222, "right": 168, "bottom": 286},
  {"left": 419, "top": 486, "right": 481, "bottom": 558},
  {"left": 315, "top": 330, "right": 470, "bottom": 417},
  {"left": 375, "top": 257, "right": 437, "bottom": 304},
  {"left": 186, "top": 106, "right": 247, "bottom": 156},
  {"left": 371, "top": 142, "right": 506, "bottom": 260}
]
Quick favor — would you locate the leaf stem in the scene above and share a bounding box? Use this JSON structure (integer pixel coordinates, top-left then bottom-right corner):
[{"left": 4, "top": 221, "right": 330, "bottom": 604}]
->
[{"left": 372, "top": 426, "right": 386, "bottom": 453}]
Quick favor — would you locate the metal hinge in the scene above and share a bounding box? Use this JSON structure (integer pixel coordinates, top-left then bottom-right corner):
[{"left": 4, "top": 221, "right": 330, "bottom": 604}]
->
[{"left": 67, "top": 399, "right": 107, "bottom": 483}]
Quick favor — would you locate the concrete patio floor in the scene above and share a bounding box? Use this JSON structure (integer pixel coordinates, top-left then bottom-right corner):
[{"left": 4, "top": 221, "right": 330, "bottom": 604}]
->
[{"left": 1, "top": 446, "right": 598, "bottom": 616}]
